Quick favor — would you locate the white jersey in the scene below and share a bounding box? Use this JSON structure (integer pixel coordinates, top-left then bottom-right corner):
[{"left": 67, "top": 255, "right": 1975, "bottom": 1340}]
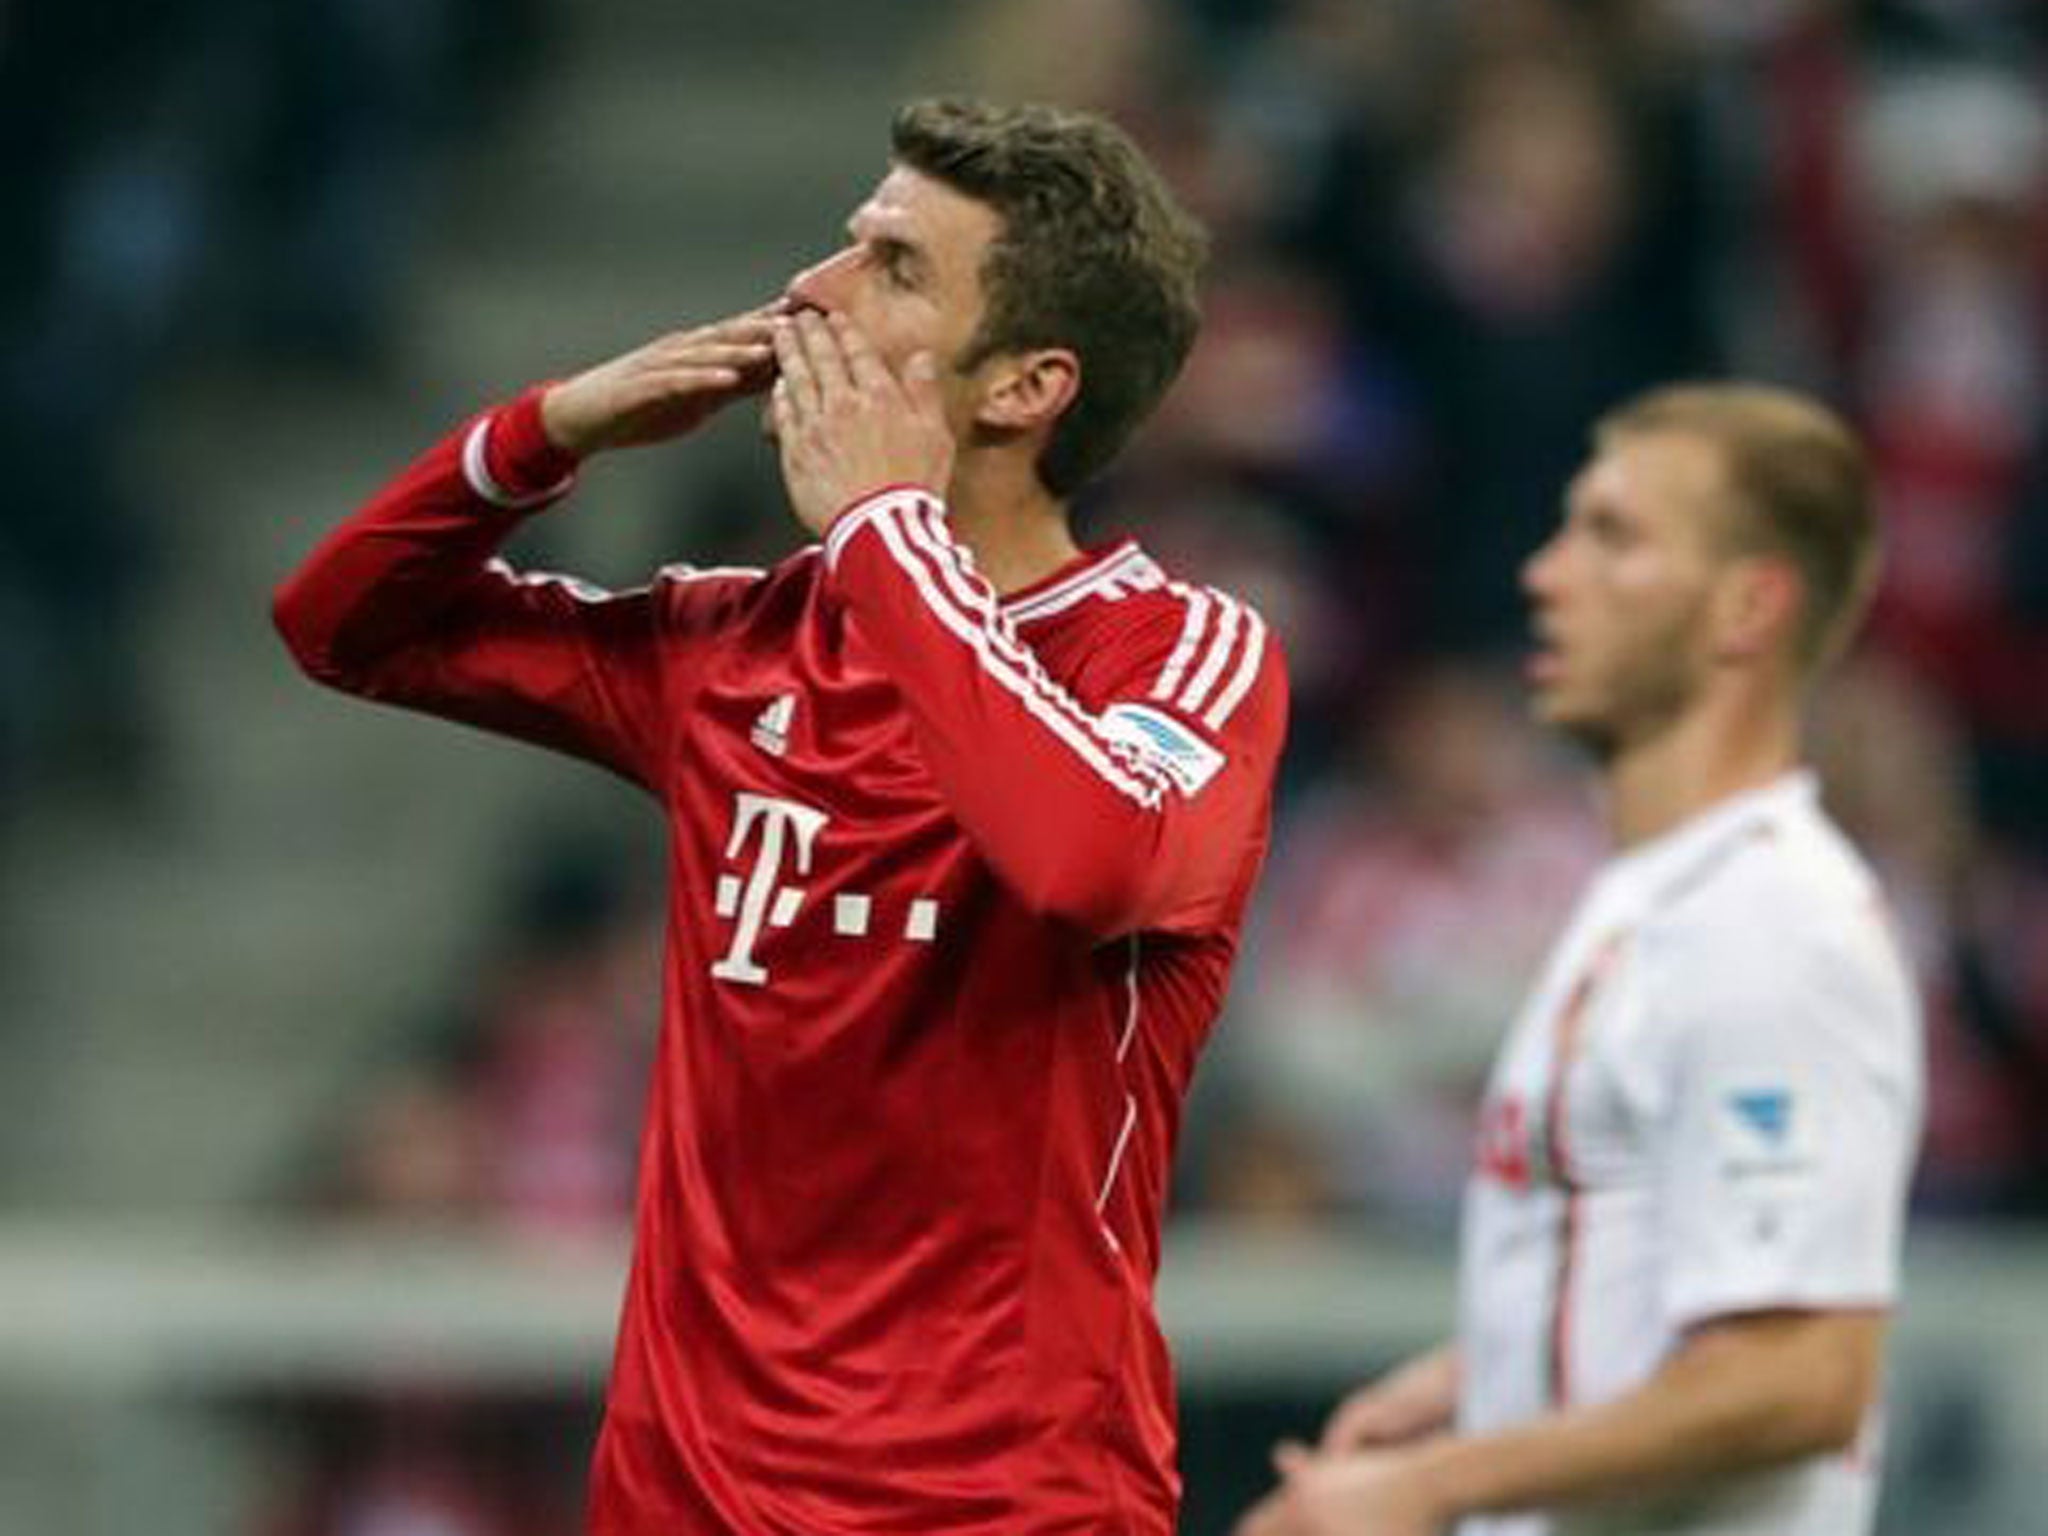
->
[{"left": 1456, "top": 772, "right": 1923, "bottom": 1536}]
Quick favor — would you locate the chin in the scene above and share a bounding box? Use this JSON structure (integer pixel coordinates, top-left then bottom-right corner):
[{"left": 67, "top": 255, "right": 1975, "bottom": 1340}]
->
[
  {"left": 1535, "top": 695, "right": 1618, "bottom": 758},
  {"left": 1560, "top": 721, "right": 1621, "bottom": 762},
  {"left": 1527, "top": 687, "right": 1572, "bottom": 729}
]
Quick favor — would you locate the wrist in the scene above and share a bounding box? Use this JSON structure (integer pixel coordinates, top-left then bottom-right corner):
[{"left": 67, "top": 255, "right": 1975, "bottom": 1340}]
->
[
  {"left": 537, "top": 381, "right": 594, "bottom": 457},
  {"left": 1400, "top": 1436, "right": 1474, "bottom": 1526},
  {"left": 463, "top": 386, "right": 580, "bottom": 510}
]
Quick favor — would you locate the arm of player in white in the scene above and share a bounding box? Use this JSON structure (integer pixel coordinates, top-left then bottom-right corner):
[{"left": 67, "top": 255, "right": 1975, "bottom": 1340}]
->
[
  {"left": 1317, "top": 1344, "right": 1461, "bottom": 1454},
  {"left": 1397, "top": 1308, "right": 1881, "bottom": 1522},
  {"left": 1241, "top": 1311, "right": 1880, "bottom": 1536}
]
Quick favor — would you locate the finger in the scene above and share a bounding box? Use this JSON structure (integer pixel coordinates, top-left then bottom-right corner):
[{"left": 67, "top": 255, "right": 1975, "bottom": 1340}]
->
[
  {"left": 766, "top": 375, "right": 801, "bottom": 450},
  {"left": 653, "top": 323, "right": 775, "bottom": 363},
  {"left": 635, "top": 366, "right": 743, "bottom": 400},
  {"left": 652, "top": 342, "right": 772, "bottom": 373},
  {"left": 901, "top": 350, "right": 944, "bottom": 418},
  {"left": 773, "top": 318, "right": 819, "bottom": 415},
  {"left": 701, "top": 300, "right": 787, "bottom": 335},
  {"left": 796, "top": 309, "right": 855, "bottom": 401},
  {"left": 1320, "top": 1404, "right": 1370, "bottom": 1454},
  {"left": 832, "top": 312, "right": 896, "bottom": 394},
  {"left": 693, "top": 346, "right": 776, "bottom": 387},
  {"left": 710, "top": 327, "right": 782, "bottom": 374},
  {"left": 729, "top": 350, "right": 780, "bottom": 395},
  {"left": 706, "top": 314, "right": 781, "bottom": 347}
]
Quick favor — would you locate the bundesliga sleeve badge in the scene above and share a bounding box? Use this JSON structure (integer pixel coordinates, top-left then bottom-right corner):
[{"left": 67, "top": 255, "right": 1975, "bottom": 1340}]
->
[{"left": 1100, "top": 702, "right": 1229, "bottom": 797}]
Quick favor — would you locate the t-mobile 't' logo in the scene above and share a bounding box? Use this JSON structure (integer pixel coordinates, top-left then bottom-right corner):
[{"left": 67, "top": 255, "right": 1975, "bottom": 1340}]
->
[{"left": 710, "top": 791, "right": 828, "bottom": 986}]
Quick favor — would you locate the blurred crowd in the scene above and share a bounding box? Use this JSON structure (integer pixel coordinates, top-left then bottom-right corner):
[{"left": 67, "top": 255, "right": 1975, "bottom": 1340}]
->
[
  {"left": 1094, "top": 0, "right": 2048, "bottom": 1230},
  {"left": 13, "top": 1, "right": 2048, "bottom": 1528},
  {"left": 0, "top": 0, "right": 551, "bottom": 814},
  {"left": 941, "top": 0, "right": 2048, "bottom": 1227}
]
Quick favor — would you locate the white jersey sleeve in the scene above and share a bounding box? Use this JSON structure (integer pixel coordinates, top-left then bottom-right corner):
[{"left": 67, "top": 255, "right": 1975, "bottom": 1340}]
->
[{"left": 1643, "top": 868, "right": 1922, "bottom": 1332}]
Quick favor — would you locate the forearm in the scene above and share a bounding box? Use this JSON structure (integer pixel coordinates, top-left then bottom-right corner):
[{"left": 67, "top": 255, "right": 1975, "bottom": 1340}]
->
[
  {"left": 1320, "top": 1343, "right": 1463, "bottom": 1455},
  {"left": 1389, "top": 1346, "right": 1462, "bottom": 1432},
  {"left": 273, "top": 388, "right": 576, "bottom": 680},
  {"left": 1411, "top": 1322, "right": 1870, "bottom": 1521}
]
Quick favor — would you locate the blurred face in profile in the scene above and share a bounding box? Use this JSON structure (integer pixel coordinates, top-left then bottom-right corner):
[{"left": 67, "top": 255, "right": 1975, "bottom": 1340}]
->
[{"left": 1519, "top": 429, "right": 1733, "bottom": 757}]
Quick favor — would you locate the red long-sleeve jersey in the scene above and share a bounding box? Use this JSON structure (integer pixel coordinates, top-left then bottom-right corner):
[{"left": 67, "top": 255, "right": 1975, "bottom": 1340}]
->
[{"left": 273, "top": 388, "right": 1288, "bottom": 1535}]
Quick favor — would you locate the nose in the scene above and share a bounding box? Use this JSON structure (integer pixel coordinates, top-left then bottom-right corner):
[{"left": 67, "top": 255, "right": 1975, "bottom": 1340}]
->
[
  {"left": 784, "top": 245, "right": 859, "bottom": 315},
  {"left": 1521, "top": 532, "right": 1565, "bottom": 607}
]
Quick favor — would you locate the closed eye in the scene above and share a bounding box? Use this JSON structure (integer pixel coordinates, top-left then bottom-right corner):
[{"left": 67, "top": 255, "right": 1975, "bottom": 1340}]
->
[
  {"left": 1581, "top": 506, "right": 1636, "bottom": 550},
  {"left": 869, "top": 237, "right": 925, "bottom": 290}
]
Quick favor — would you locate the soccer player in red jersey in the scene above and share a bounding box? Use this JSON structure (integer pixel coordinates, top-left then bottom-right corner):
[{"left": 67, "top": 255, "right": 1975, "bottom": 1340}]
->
[{"left": 274, "top": 100, "right": 1288, "bottom": 1534}]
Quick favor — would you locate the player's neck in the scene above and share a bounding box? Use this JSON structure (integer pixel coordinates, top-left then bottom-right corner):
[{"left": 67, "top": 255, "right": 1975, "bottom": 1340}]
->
[
  {"left": 1600, "top": 685, "right": 1802, "bottom": 851},
  {"left": 943, "top": 453, "right": 1080, "bottom": 596}
]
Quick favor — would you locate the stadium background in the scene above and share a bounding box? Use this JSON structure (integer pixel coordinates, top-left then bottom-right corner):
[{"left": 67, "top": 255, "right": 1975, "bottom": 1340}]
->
[{"left": 3, "top": 0, "right": 2047, "bottom": 1530}]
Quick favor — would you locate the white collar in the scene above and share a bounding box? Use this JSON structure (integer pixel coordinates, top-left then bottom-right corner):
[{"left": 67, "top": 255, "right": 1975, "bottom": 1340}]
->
[{"left": 1604, "top": 769, "right": 1819, "bottom": 901}]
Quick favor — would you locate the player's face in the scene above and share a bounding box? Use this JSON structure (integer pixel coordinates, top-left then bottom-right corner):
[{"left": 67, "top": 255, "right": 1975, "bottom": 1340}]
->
[
  {"left": 1521, "top": 430, "right": 1731, "bottom": 756},
  {"left": 780, "top": 166, "right": 998, "bottom": 439}
]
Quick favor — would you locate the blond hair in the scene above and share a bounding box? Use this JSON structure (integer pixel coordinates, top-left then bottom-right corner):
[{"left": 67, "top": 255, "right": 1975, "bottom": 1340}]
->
[{"left": 1598, "top": 383, "right": 1878, "bottom": 672}]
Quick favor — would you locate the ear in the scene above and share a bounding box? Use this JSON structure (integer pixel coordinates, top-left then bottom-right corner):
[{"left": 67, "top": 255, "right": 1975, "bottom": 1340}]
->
[
  {"left": 973, "top": 348, "right": 1080, "bottom": 434},
  {"left": 1711, "top": 555, "right": 1803, "bottom": 665}
]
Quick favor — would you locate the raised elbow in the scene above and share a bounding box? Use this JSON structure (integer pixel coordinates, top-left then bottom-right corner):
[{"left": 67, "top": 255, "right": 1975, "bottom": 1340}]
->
[
  {"left": 271, "top": 580, "right": 323, "bottom": 671},
  {"left": 1742, "top": 1338, "right": 1876, "bottom": 1465},
  {"left": 1783, "top": 1320, "right": 1882, "bottom": 1460},
  {"left": 1677, "top": 1310, "right": 1884, "bottom": 1469},
  {"left": 1002, "top": 811, "right": 1167, "bottom": 939},
  {"left": 270, "top": 576, "right": 353, "bottom": 686},
  {"left": 1784, "top": 1373, "right": 1868, "bottom": 1459},
  {"left": 1015, "top": 854, "right": 1152, "bottom": 939}
]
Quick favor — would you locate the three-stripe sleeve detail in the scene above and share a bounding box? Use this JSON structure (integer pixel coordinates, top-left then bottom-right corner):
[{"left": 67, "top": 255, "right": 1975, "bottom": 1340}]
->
[
  {"left": 830, "top": 490, "right": 1174, "bottom": 810},
  {"left": 1150, "top": 584, "right": 1266, "bottom": 728}
]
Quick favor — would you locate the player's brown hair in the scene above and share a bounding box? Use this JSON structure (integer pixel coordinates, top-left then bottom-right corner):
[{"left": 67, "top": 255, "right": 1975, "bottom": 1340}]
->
[
  {"left": 1597, "top": 383, "right": 1878, "bottom": 674},
  {"left": 890, "top": 97, "right": 1207, "bottom": 498}
]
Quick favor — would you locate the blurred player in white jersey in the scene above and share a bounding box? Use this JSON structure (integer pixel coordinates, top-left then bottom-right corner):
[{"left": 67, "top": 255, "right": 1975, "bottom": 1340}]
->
[{"left": 1238, "top": 385, "right": 1924, "bottom": 1536}]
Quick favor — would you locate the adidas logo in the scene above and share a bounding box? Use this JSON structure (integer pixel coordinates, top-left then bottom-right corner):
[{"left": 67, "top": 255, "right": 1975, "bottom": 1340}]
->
[{"left": 750, "top": 694, "right": 797, "bottom": 757}]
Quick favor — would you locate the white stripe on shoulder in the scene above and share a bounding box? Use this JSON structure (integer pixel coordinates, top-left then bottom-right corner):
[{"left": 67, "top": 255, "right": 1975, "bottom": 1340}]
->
[
  {"left": 825, "top": 493, "right": 905, "bottom": 568},
  {"left": 912, "top": 512, "right": 1193, "bottom": 811},
  {"left": 896, "top": 501, "right": 1171, "bottom": 806},
  {"left": 1177, "top": 590, "right": 1244, "bottom": 714},
  {"left": 855, "top": 494, "right": 1168, "bottom": 809},
  {"left": 1151, "top": 585, "right": 1211, "bottom": 702},
  {"left": 460, "top": 417, "right": 575, "bottom": 510},
  {"left": 1202, "top": 607, "right": 1268, "bottom": 729}
]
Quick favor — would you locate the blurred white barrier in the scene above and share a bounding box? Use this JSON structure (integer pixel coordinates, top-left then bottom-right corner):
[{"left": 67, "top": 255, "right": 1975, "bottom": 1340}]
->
[
  {"left": 0, "top": 1217, "right": 2042, "bottom": 1392},
  {"left": 0, "top": 1217, "right": 2042, "bottom": 1533}
]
